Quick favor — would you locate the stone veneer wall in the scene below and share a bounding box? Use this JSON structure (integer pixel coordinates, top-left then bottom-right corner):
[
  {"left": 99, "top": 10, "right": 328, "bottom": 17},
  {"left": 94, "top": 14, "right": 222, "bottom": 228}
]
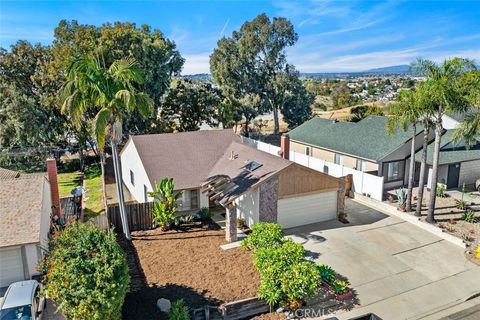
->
[
  {"left": 258, "top": 176, "right": 279, "bottom": 223},
  {"left": 225, "top": 206, "right": 237, "bottom": 242}
]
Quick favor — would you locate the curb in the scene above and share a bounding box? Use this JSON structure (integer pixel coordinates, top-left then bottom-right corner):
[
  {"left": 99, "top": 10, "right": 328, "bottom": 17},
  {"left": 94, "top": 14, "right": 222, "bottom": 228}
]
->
[{"left": 352, "top": 193, "right": 467, "bottom": 248}]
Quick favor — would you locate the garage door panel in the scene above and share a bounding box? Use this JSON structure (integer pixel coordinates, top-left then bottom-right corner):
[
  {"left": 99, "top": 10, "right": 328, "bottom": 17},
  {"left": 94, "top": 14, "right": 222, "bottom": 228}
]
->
[
  {"left": 277, "top": 191, "right": 337, "bottom": 228},
  {"left": 0, "top": 248, "right": 25, "bottom": 287}
]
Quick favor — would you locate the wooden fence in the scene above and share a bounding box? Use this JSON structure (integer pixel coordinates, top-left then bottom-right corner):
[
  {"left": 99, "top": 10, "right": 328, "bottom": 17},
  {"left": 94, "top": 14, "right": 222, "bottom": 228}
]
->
[{"left": 107, "top": 202, "right": 156, "bottom": 233}]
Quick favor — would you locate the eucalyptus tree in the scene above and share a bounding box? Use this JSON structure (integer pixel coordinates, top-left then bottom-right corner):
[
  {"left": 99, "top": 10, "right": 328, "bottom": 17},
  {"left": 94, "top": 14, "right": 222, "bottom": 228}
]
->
[
  {"left": 59, "top": 55, "right": 153, "bottom": 239},
  {"left": 387, "top": 89, "right": 423, "bottom": 212},
  {"left": 413, "top": 58, "right": 476, "bottom": 223},
  {"left": 210, "top": 13, "right": 299, "bottom": 134}
]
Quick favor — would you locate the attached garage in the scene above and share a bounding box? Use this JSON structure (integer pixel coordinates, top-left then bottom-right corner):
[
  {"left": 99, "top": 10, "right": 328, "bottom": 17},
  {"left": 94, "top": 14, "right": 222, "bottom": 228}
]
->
[
  {"left": 277, "top": 191, "right": 338, "bottom": 228},
  {"left": 0, "top": 247, "right": 26, "bottom": 288}
]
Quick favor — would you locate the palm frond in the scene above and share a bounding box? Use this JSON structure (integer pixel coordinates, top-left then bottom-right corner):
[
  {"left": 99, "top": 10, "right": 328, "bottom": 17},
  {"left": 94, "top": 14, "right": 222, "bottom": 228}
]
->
[
  {"left": 94, "top": 107, "right": 113, "bottom": 151},
  {"left": 109, "top": 57, "right": 144, "bottom": 84},
  {"left": 133, "top": 92, "right": 154, "bottom": 117}
]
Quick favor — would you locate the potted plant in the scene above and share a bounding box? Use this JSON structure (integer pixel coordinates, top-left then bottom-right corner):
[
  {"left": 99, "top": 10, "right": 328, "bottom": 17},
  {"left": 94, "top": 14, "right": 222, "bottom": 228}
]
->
[{"left": 332, "top": 280, "right": 353, "bottom": 300}]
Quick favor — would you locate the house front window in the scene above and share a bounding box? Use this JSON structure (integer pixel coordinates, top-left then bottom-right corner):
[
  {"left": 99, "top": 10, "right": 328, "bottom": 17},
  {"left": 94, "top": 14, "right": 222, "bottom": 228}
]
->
[
  {"left": 130, "top": 170, "right": 135, "bottom": 186},
  {"left": 177, "top": 189, "right": 199, "bottom": 211},
  {"left": 334, "top": 153, "right": 343, "bottom": 165},
  {"left": 305, "top": 146, "right": 311, "bottom": 156},
  {"left": 384, "top": 161, "right": 404, "bottom": 181}
]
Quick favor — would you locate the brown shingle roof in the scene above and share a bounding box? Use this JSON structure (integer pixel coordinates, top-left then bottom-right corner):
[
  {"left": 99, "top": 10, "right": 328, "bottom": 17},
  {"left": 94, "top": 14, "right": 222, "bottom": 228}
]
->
[
  {"left": 126, "top": 130, "right": 292, "bottom": 199},
  {"left": 0, "top": 174, "right": 48, "bottom": 248},
  {"left": 0, "top": 167, "right": 20, "bottom": 180}
]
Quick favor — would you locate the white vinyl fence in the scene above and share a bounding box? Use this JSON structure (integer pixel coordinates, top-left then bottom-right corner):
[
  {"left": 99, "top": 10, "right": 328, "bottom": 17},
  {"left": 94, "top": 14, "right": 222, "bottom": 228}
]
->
[{"left": 239, "top": 136, "right": 384, "bottom": 201}]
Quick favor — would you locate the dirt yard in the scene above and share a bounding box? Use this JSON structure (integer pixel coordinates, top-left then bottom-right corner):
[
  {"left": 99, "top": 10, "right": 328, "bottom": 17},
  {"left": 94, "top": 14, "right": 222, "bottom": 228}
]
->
[{"left": 121, "top": 222, "right": 260, "bottom": 319}]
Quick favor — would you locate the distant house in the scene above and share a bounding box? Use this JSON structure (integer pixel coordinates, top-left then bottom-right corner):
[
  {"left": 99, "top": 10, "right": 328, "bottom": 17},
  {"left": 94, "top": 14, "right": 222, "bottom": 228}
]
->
[
  {"left": 0, "top": 160, "right": 60, "bottom": 288},
  {"left": 120, "top": 129, "right": 345, "bottom": 242},
  {"left": 415, "top": 130, "right": 480, "bottom": 189},
  {"left": 287, "top": 116, "right": 431, "bottom": 190}
]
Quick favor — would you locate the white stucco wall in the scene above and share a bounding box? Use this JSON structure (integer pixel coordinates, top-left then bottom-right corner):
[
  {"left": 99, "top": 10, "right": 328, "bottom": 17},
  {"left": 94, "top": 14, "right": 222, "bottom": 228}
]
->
[
  {"left": 459, "top": 160, "right": 480, "bottom": 186},
  {"left": 427, "top": 165, "right": 449, "bottom": 188},
  {"left": 199, "top": 188, "right": 209, "bottom": 209},
  {"left": 442, "top": 115, "right": 460, "bottom": 130},
  {"left": 120, "top": 140, "right": 154, "bottom": 203},
  {"left": 234, "top": 187, "right": 260, "bottom": 227}
]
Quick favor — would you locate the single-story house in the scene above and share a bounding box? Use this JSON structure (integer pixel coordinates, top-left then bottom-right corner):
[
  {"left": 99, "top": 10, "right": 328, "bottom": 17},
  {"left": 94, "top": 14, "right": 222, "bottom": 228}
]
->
[
  {"left": 0, "top": 160, "right": 60, "bottom": 288},
  {"left": 415, "top": 129, "right": 480, "bottom": 189},
  {"left": 120, "top": 129, "right": 345, "bottom": 242},
  {"left": 286, "top": 116, "right": 433, "bottom": 191}
]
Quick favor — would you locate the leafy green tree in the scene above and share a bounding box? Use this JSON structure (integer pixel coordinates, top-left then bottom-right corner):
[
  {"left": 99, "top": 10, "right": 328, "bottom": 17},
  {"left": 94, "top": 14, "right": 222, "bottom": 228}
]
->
[
  {"left": 160, "top": 79, "right": 223, "bottom": 131},
  {"left": 413, "top": 58, "right": 476, "bottom": 222},
  {"left": 387, "top": 90, "right": 422, "bottom": 212},
  {"left": 350, "top": 105, "right": 384, "bottom": 122},
  {"left": 41, "top": 222, "right": 130, "bottom": 320},
  {"left": 210, "top": 13, "right": 300, "bottom": 134},
  {"left": 0, "top": 41, "right": 68, "bottom": 148},
  {"left": 148, "top": 178, "right": 182, "bottom": 230},
  {"left": 59, "top": 55, "right": 153, "bottom": 239},
  {"left": 454, "top": 70, "right": 480, "bottom": 146}
]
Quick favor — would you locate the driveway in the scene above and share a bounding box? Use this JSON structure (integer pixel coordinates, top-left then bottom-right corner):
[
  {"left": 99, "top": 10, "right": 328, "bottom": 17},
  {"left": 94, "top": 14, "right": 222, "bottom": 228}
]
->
[{"left": 285, "top": 199, "right": 480, "bottom": 320}]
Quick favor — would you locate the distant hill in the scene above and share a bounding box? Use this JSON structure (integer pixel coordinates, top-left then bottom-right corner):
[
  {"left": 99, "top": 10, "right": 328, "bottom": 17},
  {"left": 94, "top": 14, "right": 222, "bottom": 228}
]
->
[{"left": 364, "top": 65, "right": 411, "bottom": 73}]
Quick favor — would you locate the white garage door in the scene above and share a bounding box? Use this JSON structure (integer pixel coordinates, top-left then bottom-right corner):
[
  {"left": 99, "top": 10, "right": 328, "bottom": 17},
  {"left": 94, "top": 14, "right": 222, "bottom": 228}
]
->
[
  {"left": 277, "top": 191, "right": 337, "bottom": 229},
  {"left": 0, "top": 247, "right": 25, "bottom": 288}
]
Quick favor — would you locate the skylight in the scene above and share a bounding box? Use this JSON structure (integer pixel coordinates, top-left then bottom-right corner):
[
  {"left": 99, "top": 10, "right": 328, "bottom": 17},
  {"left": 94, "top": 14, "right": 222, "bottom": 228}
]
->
[{"left": 245, "top": 160, "right": 263, "bottom": 172}]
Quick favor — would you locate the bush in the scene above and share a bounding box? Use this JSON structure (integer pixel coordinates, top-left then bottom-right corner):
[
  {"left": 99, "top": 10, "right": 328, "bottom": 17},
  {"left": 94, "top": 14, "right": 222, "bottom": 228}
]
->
[
  {"left": 168, "top": 299, "right": 190, "bottom": 320},
  {"left": 331, "top": 280, "right": 350, "bottom": 295},
  {"left": 237, "top": 218, "right": 246, "bottom": 228},
  {"left": 41, "top": 222, "right": 130, "bottom": 320},
  {"left": 455, "top": 199, "right": 468, "bottom": 210},
  {"left": 197, "top": 207, "right": 212, "bottom": 221},
  {"left": 463, "top": 210, "right": 477, "bottom": 223},
  {"left": 317, "top": 264, "right": 336, "bottom": 284},
  {"left": 436, "top": 184, "right": 446, "bottom": 198},
  {"left": 280, "top": 261, "right": 320, "bottom": 309},
  {"left": 149, "top": 178, "right": 182, "bottom": 230},
  {"left": 241, "top": 222, "right": 284, "bottom": 251}
]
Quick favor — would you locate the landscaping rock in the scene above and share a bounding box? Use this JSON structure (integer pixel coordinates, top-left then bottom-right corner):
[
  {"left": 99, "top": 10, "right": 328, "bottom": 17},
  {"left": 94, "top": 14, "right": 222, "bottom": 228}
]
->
[
  {"left": 157, "top": 298, "right": 171, "bottom": 312},
  {"left": 276, "top": 307, "right": 284, "bottom": 313}
]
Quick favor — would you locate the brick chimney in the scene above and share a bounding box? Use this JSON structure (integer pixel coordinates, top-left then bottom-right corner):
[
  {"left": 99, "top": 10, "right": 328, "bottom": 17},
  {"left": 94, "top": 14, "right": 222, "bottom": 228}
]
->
[
  {"left": 46, "top": 159, "right": 62, "bottom": 218},
  {"left": 280, "top": 135, "right": 290, "bottom": 160}
]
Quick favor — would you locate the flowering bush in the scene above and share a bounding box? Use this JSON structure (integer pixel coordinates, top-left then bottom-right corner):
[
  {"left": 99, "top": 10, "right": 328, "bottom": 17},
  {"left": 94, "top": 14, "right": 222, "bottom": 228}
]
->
[{"left": 41, "top": 222, "right": 130, "bottom": 320}]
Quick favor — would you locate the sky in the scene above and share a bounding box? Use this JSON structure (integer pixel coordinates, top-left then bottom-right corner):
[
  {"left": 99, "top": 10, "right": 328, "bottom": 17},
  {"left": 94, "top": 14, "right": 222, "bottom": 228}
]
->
[{"left": 1, "top": 0, "right": 479, "bottom": 74}]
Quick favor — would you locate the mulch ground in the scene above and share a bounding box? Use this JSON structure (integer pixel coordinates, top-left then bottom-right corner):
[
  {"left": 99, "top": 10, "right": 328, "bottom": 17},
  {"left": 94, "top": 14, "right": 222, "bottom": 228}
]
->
[{"left": 120, "top": 221, "right": 260, "bottom": 319}]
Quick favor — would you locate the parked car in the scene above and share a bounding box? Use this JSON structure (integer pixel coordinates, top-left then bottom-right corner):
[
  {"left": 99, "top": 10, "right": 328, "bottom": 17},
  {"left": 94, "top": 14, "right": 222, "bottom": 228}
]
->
[
  {"left": 476, "top": 178, "right": 480, "bottom": 192},
  {"left": 0, "top": 280, "right": 45, "bottom": 320}
]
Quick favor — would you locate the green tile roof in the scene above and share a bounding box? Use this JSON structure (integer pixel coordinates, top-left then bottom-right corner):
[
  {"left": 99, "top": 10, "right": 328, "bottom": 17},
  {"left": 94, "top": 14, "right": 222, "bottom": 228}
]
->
[
  {"left": 288, "top": 116, "right": 418, "bottom": 162},
  {"left": 414, "top": 130, "right": 480, "bottom": 165}
]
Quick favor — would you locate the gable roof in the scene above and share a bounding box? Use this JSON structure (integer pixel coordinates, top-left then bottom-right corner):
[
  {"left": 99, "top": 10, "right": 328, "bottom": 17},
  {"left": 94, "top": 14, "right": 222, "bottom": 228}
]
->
[
  {"left": 288, "top": 116, "right": 420, "bottom": 162},
  {"left": 414, "top": 130, "right": 480, "bottom": 165},
  {"left": 0, "top": 174, "right": 48, "bottom": 248},
  {"left": 126, "top": 130, "right": 292, "bottom": 195}
]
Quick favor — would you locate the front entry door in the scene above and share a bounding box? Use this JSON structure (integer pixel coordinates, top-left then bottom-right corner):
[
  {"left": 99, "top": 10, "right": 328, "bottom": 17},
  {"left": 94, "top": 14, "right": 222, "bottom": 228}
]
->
[{"left": 447, "top": 163, "right": 461, "bottom": 189}]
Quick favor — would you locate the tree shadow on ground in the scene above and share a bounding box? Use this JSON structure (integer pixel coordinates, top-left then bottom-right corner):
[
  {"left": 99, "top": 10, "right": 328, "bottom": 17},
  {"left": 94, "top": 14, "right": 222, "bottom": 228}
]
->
[{"left": 118, "top": 233, "right": 223, "bottom": 320}]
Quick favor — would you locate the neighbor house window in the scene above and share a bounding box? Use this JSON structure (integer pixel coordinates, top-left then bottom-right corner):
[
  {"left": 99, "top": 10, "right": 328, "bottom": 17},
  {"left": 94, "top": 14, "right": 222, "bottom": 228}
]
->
[
  {"left": 190, "top": 189, "right": 199, "bottom": 210},
  {"left": 356, "top": 159, "right": 366, "bottom": 172},
  {"left": 305, "top": 146, "right": 311, "bottom": 156},
  {"left": 144, "top": 185, "right": 148, "bottom": 202},
  {"left": 130, "top": 170, "right": 135, "bottom": 186},
  {"left": 334, "top": 153, "right": 343, "bottom": 165},
  {"left": 384, "top": 161, "right": 404, "bottom": 181}
]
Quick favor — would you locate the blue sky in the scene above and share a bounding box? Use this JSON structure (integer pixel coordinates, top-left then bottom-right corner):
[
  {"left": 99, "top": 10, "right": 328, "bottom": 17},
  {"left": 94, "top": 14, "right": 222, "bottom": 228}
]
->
[{"left": 1, "top": 1, "right": 479, "bottom": 74}]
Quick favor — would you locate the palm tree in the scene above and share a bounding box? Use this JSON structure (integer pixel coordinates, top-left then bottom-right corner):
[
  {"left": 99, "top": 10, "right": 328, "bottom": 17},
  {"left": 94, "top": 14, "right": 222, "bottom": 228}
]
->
[
  {"left": 413, "top": 58, "right": 476, "bottom": 223},
  {"left": 59, "top": 55, "right": 153, "bottom": 239},
  {"left": 387, "top": 89, "right": 421, "bottom": 212},
  {"left": 453, "top": 69, "right": 480, "bottom": 146}
]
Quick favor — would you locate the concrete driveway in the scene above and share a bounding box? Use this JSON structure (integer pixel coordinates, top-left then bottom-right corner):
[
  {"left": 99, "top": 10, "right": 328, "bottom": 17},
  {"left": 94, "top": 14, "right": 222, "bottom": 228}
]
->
[{"left": 285, "top": 199, "right": 480, "bottom": 320}]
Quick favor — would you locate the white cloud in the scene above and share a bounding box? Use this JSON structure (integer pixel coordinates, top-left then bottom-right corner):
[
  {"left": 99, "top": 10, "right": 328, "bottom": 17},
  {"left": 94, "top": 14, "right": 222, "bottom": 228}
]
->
[{"left": 181, "top": 53, "right": 211, "bottom": 74}]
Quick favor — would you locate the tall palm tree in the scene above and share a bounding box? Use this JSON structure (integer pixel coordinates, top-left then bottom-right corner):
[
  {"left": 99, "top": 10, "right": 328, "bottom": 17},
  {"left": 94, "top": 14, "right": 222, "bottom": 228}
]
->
[
  {"left": 453, "top": 69, "right": 480, "bottom": 146},
  {"left": 59, "top": 55, "right": 153, "bottom": 239},
  {"left": 413, "top": 58, "right": 476, "bottom": 223},
  {"left": 387, "top": 89, "right": 421, "bottom": 212}
]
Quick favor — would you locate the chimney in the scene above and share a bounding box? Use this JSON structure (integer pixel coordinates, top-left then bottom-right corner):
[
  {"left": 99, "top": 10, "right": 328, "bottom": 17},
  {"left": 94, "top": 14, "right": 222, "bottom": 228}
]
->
[
  {"left": 46, "top": 159, "right": 62, "bottom": 218},
  {"left": 280, "top": 135, "right": 290, "bottom": 160},
  {"left": 229, "top": 150, "right": 235, "bottom": 160}
]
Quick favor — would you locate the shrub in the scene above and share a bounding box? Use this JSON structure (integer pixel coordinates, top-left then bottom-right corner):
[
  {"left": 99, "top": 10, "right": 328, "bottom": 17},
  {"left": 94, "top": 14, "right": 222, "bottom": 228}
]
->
[
  {"left": 463, "top": 210, "right": 477, "bottom": 223},
  {"left": 331, "top": 280, "right": 350, "bottom": 295},
  {"left": 241, "top": 222, "right": 284, "bottom": 251},
  {"left": 197, "top": 207, "right": 212, "bottom": 221},
  {"left": 168, "top": 299, "right": 190, "bottom": 320},
  {"left": 280, "top": 261, "right": 320, "bottom": 309},
  {"left": 436, "top": 184, "right": 446, "bottom": 198},
  {"left": 455, "top": 199, "right": 468, "bottom": 210},
  {"left": 317, "top": 264, "right": 335, "bottom": 284},
  {"left": 180, "top": 214, "right": 195, "bottom": 224},
  {"left": 149, "top": 178, "right": 182, "bottom": 230},
  {"left": 41, "top": 222, "right": 130, "bottom": 320},
  {"left": 237, "top": 218, "right": 246, "bottom": 228}
]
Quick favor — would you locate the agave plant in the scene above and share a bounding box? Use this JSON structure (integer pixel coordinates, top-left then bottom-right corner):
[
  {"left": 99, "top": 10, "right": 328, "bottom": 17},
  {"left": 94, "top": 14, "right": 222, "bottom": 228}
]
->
[
  {"left": 149, "top": 178, "right": 182, "bottom": 231},
  {"left": 395, "top": 188, "right": 407, "bottom": 211}
]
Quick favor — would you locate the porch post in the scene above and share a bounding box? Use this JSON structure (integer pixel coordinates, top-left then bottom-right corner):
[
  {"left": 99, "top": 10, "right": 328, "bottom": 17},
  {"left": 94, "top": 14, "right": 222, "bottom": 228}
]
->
[
  {"left": 225, "top": 206, "right": 237, "bottom": 242},
  {"left": 337, "top": 179, "right": 347, "bottom": 222}
]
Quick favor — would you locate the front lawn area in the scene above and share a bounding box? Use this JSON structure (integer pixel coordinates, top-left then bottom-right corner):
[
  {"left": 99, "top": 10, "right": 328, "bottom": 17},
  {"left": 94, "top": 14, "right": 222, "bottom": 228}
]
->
[
  {"left": 57, "top": 171, "right": 83, "bottom": 198},
  {"left": 121, "top": 222, "right": 260, "bottom": 319},
  {"left": 83, "top": 163, "right": 105, "bottom": 216}
]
